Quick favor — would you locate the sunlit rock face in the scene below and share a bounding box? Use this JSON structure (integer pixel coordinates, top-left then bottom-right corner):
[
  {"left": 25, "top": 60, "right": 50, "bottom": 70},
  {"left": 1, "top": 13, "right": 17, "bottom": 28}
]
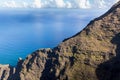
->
[
  {"left": 1, "top": 1, "right": 120, "bottom": 80},
  {"left": 0, "top": 64, "right": 15, "bottom": 80}
]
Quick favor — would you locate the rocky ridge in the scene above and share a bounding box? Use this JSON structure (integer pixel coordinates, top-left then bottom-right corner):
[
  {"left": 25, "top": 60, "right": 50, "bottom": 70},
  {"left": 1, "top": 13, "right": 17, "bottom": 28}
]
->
[
  {"left": 1, "top": 1, "right": 120, "bottom": 80},
  {"left": 0, "top": 65, "right": 15, "bottom": 80}
]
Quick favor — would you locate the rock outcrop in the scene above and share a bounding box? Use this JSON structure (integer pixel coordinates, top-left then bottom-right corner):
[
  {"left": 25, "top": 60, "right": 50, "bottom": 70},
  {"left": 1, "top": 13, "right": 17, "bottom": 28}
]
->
[
  {"left": 0, "top": 65, "right": 15, "bottom": 80},
  {"left": 1, "top": 1, "right": 120, "bottom": 80}
]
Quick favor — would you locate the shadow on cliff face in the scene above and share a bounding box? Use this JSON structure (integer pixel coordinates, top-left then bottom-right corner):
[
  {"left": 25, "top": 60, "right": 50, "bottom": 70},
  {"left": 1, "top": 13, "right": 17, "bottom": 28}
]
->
[
  {"left": 40, "top": 51, "right": 58, "bottom": 80},
  {"left": 40, "top": 48, "right": 72, "bottom": 80},
  {"left": 8, "top": 60, "right": 24, "bottom": 80},
  {"left": 96, "top": 33, "right": 120, "bottom": 80}
]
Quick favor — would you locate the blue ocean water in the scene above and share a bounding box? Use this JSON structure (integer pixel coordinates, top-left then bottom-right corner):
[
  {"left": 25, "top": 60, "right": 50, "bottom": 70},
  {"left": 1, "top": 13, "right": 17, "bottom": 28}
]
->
[{"left": 0, "top": 9, "right": 107, "bottom": 66}]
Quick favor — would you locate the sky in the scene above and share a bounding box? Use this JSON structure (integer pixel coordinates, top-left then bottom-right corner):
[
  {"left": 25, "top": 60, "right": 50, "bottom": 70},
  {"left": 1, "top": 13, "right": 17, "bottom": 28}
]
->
[{"left": 0, "top": 0, "right": 119, "bottom": 9}]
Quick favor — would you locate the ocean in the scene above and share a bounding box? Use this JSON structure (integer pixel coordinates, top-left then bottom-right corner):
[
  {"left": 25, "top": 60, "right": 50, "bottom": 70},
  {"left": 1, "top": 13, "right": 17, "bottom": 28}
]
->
[{"left": 0, "top": 9, "right": 107, "bottom": 66}]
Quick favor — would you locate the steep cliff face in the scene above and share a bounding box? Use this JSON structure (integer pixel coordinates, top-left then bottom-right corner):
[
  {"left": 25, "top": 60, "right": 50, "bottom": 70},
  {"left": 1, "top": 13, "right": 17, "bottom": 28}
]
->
[
  {"left": 17, "top": 1, "right": 120, "bottom": 80},
  {"left": 0, "top": 65, "right": 15, "bottom": 80},
  {"left": 1, "top": 1, "right": 120, "bottom": 80}
]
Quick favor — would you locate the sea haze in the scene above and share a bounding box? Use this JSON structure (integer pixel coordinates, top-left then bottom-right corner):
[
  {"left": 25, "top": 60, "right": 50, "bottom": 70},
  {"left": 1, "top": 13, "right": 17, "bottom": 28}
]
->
[{"left": 0, "top": 9, "right": 107, "bottom": 66}]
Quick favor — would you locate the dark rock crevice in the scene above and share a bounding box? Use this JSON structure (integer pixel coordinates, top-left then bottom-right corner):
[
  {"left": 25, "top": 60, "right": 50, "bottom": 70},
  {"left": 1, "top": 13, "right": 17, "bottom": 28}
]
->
[
  {"left": 96, "top": 33, "right": 120, "bottom": 80},
  {"left": 40, "top": 52, "right": 57, "bottom": 80}
]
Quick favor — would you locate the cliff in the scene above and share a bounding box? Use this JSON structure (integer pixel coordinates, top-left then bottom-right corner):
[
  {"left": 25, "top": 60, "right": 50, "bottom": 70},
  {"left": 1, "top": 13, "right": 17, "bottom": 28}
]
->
[
  {"left": 0, "top": 65, "right": 15, "bottom": 80},
  {"left": 1, "top": 1, "right": 120, "bottom": 80}
]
